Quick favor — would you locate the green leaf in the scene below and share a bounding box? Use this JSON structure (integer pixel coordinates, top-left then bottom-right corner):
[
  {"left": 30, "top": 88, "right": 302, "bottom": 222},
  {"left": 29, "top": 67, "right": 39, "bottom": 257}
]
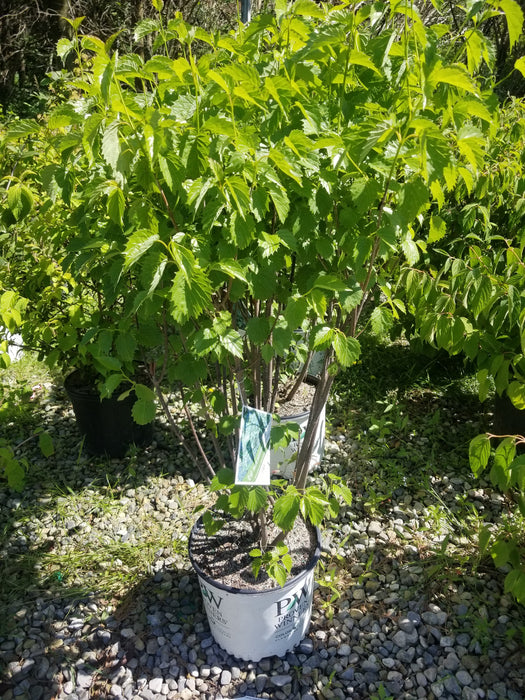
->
[
  {"left": 100, "top": 373, "right": 125, "bottom": 398},
  {"left": 332, "top": 332, "right": 361, "bottom": 367},
  {"left": 224, "top": 176, "right": 251, "bottom": 217},
  {"left": 269, "top": 148, "right": 302, "bottom": 185},
  {"left": 107, "top": 184, "right": 125, "bottom": 226},
  {"left": 429, "top": 65, "right": 478, "bottom": 95},
  {"left": 7, "top": 183, "right": 34, "bottom": 221},
  {"left": 246, "top": 316, "right": 270, "bottom": 344},
  {"left": 132, "top": 397, "right": 156, "bottom": 425},
  {"left": 477, "top": 369, "right": 491, "bottom": 403},
  {"left": 312, "top": 326, "right": 334, "bottom": 350},
  {"left": 246, "top": 487, "right": 268, "bottom": 513},
  {"left": 170, "top": 267, "right": 212, "bottom": 323},
  {"left": 124, "top": 230, "right": 160, "bottom": 270},
  {"left": 312, "top": 274, "right": 348, "bottom": 292},
  {"left": 38, "top": 432, "right": 54, "bottom": 458},
  {"left": 300, "top": 487, "right": 329, "bottom": 525},
  {"left": 470, "top": 277, "right": 493, "bottom": 318},
  {"left": 265, "top": 180, "right": 289, "bottom": 224},
  {"left": 284, "top": 298, "right": 308, "bottom": 329},
  {"left": 101, "top": 120, "right": 121, "bottom": 171},
  {"left": 293, "top": 0, "right": 325, "bottom": 18},
  {"left": 516, "top": 56, "right": 525, "bottom": 78},
  {"left": 273, "top": 490, "right": 301, "bottom": 531},
  {"left": 230, "top": 211, "right": 256, "bottom": 248},
  {"left": 510, "top": 455, "right": 525, "bottom": 491},
  {"left": 134, "top": 18, "right": 161, "bottom": 41},
  {"left": 134, "top": 383, "right": 155, "bottom": 402},
  {"left": 492, "top": 538, "right": 513, "bottom": 567},
  {"left": 497, "top": 0, "right": 524, "bottom": 50},
  {"left": 370, "top": 307, "right": 394, "bottom": 337},
  {"left": 203, "top": 510, "right": 225, "bottom": 536},
  {"left": 333, "top": 483, "right": 353, "bottom": 506},
  {"left": 4, "top": 119, "right": 40, "bottom": 140},
  {"left": 508, "top": 382, "right": 525, "bottom": 410},
  {"left": 479, "top": 526, "right": 492, "bottom": 554},
  {"left": 210, "top": 259, "right": 248, "bottom": 283},
  {"left": 504, "top": 568, "right": 525, "bottom": 605},
  {"left": 57, "top": 37, "right": 74, "bottom": 60},
  {"left": 469, "top": 434, "right": 491, "bottom": 476},
  {"left": 401, "top": 234, "right": 419, "bottom": 266},
  {"left": 428, "top": 215, "right": 446, "bottom": 243}
]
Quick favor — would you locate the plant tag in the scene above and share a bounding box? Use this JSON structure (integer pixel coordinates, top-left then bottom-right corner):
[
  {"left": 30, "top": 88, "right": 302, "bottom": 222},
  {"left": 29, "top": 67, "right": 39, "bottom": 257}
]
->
[{"left": 235, "top": 405, "right": 272, "bottom": 485}]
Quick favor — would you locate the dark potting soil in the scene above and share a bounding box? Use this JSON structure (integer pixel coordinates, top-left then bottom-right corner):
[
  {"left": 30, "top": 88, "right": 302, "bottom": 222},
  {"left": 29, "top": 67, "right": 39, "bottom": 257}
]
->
[
  {"left": 190, "top": 515, "right": 319, "bottom": 592},
  {"left": 274, "top": 381, "right": 316, "bottom": 417}
]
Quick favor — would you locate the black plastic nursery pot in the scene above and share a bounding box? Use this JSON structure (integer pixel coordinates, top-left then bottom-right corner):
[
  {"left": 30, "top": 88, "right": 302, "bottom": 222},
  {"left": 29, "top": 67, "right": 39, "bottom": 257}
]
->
[
  {"left": 493, "top": 393, "right": 525, "bottom": 437},
  {"left": 188, "top": 516, "right": 322, "bottom": 662},
  {"left": 64, "top": 370, "right": 153, "bottom": 458}
]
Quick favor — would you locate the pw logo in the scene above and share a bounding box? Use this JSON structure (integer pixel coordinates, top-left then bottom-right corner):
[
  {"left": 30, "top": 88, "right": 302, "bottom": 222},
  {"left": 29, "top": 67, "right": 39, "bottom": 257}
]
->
[
  {"left": 275, "top": 584, "right": 310, "bottom": 617},
  {"left": 201, "top": 584, "right": 223, "bottom": 609}
]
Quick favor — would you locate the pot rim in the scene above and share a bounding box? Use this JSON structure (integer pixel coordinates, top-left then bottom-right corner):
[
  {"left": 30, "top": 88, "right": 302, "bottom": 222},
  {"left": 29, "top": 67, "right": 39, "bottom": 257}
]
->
[{"left": 188, "top": 515, "right": 322, "bottom": 596}]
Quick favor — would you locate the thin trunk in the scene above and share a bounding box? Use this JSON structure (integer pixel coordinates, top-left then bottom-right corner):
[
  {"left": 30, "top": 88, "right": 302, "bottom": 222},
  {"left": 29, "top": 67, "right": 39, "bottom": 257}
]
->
[
  {"left": 285, "top": 350, "right": 314, "bottom": 402},
  {"left": 294, "top": 348, "right": 335, "bottom": 492},
  {"left": 150, "top": 376, "right": 212, "bottom": 483}
]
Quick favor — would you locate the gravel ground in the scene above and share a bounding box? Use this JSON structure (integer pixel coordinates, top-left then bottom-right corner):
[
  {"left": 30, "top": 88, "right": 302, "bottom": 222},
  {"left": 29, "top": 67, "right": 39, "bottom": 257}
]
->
[{"left": 1, "top": 378, "right": 525, "bottom": 700}]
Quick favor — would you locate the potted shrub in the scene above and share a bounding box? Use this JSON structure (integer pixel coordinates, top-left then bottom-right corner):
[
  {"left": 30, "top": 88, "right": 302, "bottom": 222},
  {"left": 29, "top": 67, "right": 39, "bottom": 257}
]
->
[
  {"left": 0, "top": 118, "right": 156, "bottom": 456},
  {"left": 398, "top": 96, "right": 525, "bottom": 426},
  {"left": 15, "top": 0, "right": 517, "bottom": 658}
]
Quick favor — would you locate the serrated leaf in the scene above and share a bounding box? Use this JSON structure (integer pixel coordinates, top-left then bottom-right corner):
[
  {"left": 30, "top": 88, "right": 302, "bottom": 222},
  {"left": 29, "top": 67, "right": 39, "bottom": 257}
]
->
[
  {"left": 313, "top": 274, "right": 348, "bottom": 292},
  {"left": 5, "top": 119, "right": 40, "bottom": 140},
  {"left": 203, "top": 510, "right": 225, "bottom": 536},
  {"left": 516, "top": 56, "right": 525, "bottom": 78},
  {"left": 333, "top": 483, "right": 353, "bottom": 506},
  {"left": 134, "top": 18, "right": 161, "bottom": 41},
  {"left": 273, "top": 490, "right": 300, "bottom": 531},
  {"left": 312, "top": 326, "right": 334, "bottom": 350},
  {"left": 115, "top": 332, "right": 137, "bottom": 363},
  {"left": 7, "top": 183, "right": 34, "bottom": 221},
  {"left": 401, "top": 234, "right": 419, "bottom": 265},
  {"left": 510, "top": 455, "right": 525, "bottom": 491},
  {"left": 210, "top": 259, "right": 248, "bottom": 283},
  {"left": 246, "top": 316, "right": 270, "bottom": 344},
  {"left": 38, "top": 432, "right": 54, "bottom": 457},
  {"left": 508, "top": 382, "right": 525, "bottom": 410},
  {"left": 430, "top": 65, "right": 478, "bottom": 95},
  {"left": 492, "top": 538, "right": 512, "bottom": 568},
  {"left": 170, "top": 267, "right": 212, "bottom": 323},
  {"left": 332, "top": 332, "right": 360, "bottom": 367},
  {"left": 265, "top": 180, "right": 290, "bottom": 223},
  {"left": 246, "top": 487, "right": 268, "bottom": 513},
  {"left": 494, "top": 437, "right": 516, "bottom": 474},
  {"left": 300, "top": 488, "right": 328, "bottom": 525},
  {"left": 470, "top": 276, "right": 492, "bottom": 318},
  {"left": 429, "top": 215, "right": 446, "bottom": 243},
  {"left": 124, "top": 230, "right": 160, "bottom": 270},
  {"left": 469, "top": 434, "right": 491, "bottom": 476},
  {"left": 107, "top": 185, "right": 125, "bottom": 226},
  {"left": 100, "top": 373, "right": 125, "bottom": 398},
  {"left": 284, "top": 297, "right": 308, "bottom": 329},
  {"left": 225, "top": 176, "right": 251, "bottom": 217},
  {"left": 132, "top": 397, "right": 156, "bottom": 425},
  {"left": 101, "top": 120, "right": 120, "bottom": 171},
  {"left": 498, "top": 0, "right": 524, "bottom": 50},
  {"left": 293, "top": 0, "right": 325, "bottom": 17},
  {"left": 478, "top": 526, "right": 492, "bottom": 554},
  {"left": 370, "top": 307, "right": 394, "bottom": 337}
]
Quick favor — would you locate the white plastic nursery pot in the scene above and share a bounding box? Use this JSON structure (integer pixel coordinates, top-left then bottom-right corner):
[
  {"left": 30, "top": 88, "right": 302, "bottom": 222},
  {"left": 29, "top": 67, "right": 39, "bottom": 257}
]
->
[
  {"left": 188, "top": 519, "right": 322, "bottom": 662},
  {"left": 270, "top": 406, "right": 326, "bottom": 479}
]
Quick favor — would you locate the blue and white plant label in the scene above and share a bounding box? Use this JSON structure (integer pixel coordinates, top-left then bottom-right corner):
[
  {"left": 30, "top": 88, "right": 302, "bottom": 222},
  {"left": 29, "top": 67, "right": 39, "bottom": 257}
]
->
[{"left": 235, "top": 405, "right": 272, "bottom": 485}]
